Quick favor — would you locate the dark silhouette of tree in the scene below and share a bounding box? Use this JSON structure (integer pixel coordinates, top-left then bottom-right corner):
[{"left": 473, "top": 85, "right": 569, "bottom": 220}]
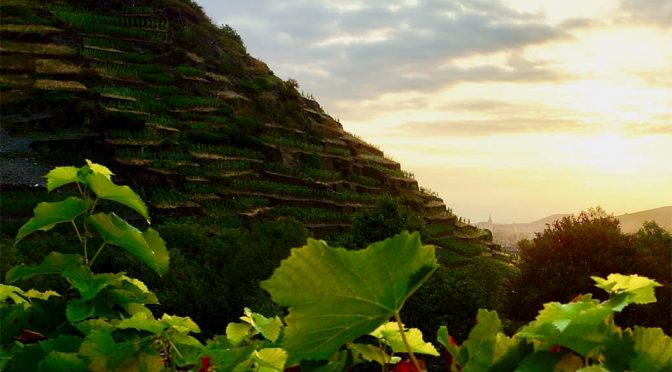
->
[{"left": 502, "top": 209, "right": 670, "bottom": 332}]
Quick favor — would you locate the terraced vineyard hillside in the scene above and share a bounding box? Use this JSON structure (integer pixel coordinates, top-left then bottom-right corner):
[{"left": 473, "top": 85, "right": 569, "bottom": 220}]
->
[{"left": 1, "top": 0, "right": 501, "bottom": 253}]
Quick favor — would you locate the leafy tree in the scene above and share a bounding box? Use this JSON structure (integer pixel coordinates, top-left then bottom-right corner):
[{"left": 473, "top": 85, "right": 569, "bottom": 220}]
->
[
  {"left": 502, "top": 209, "right": 670, "bottom": 331},
  {"left": 349, "top": 198, "right": 424, "bottom": 248},
  {"left": 618, "top": 221, "right": 672, "bottom": 330}
]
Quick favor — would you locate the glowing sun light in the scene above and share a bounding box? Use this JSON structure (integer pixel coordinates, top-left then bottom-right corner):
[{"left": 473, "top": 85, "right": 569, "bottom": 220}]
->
[{"left": 562, "top": 135, "right": 643, "bottom": 173}]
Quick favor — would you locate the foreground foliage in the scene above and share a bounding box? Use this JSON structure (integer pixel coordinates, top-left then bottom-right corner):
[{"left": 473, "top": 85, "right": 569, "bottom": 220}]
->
[{"left": 1, "top": 162, "right": 670, "bottom": 371}]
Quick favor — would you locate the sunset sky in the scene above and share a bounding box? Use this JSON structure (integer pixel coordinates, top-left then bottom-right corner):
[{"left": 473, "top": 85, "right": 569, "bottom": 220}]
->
[{"left": 198, "top": 0, "right": 672, "bottom": 222}]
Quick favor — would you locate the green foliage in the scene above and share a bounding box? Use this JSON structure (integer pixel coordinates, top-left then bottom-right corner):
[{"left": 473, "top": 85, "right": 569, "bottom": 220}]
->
[
  {"left": 4, "top": 161, "right": 670, "bottom": 372},
  {"left": 261, "top": 232, "right": 438, "bottom": 364},
  {"left": 441, "top": 276, "right": 671, "bottom": 372},
  {"left": 349, "top": 198, "right": 424, "bottom": 248}
]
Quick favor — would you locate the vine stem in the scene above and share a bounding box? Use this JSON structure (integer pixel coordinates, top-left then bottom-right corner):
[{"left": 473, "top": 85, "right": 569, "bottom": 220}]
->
[
  {"left": 394, "top": 312, "right": 424, "bottom": 372},
  {"left": 88, "top": 243, "right": 106, "bottom": 267},
  {"left": 71, "top": 221, "right": 83, "bottom": 243}
]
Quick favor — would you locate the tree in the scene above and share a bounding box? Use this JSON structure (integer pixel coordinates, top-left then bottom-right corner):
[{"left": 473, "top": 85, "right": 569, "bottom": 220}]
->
[
  {"left": 348, "top": 198, "right": 424, "bottom": 248},
  {"left": 501, "top": 209, "right": 670, "bottom": 331}
]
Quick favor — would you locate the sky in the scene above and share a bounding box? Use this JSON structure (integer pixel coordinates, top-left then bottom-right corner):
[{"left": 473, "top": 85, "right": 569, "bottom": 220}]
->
[{"left": 197, "top": 0, "right": 672, "bottom": 223}]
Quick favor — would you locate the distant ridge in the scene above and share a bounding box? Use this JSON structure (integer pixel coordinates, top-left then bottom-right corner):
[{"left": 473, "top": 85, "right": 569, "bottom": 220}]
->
[
  {"left": 617, "top": 206, "right": 672, "bottom": 233},
  {"left": 477, "top": 206, "right": 672, "bottom": 244}
]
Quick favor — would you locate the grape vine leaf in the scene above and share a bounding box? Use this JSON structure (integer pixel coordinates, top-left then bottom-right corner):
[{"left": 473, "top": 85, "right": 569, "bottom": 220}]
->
[
  {"left": 45, "top": 166, "right": 80, "bottom": 191},
  {"left": 85, "top": 159, "right": 113, "bottom": 179},
  {"left": 87, "top": 213, "right": 169, "bottom": 276},
  {"left": 6, "top": 252, "right": 83, "bottom": 283},
  {"left": 15, "top": 197, "right": 87, "bottom": 244},
  {"left": 80, "top": 330, "right": 162, "bottom": 372},
  {"left": 260, "top": 231, "right": 437, "bottom": 364},
  {"left": 241, "top": 308, "right": 282, "bottom": 342},
  {"left": 459, "top": 310, "right": 531, "bottom": 372},
  {"left": 88, "top": 173, "right": 149, "bottom": 222},
  {"left": 117, "top": 312, "right": 166, "bottom": 334},
  {"left": 9, "top": 335, "right": 82, "bottom": 372},
  {"left": 518, "top": 295, "right": 613, "bottom": 356},
  {"left": 515, "top": 351, "right": 570, "bottom": 372},
  {"left": 592, "top": 274, "right": 662, "bottom": 311},
  {"left": 349, "top": 343, "right": 395, "bottom": 366},
  {"left": 37, "top": 351, "right": 88, "bottom": 372},
  {"left": 226, "top": 322, "right": 253, "bottom": 346},
  {"left": 630, "top": 326, "right": 672, "bottom": 371},
  {"left": 253, "top": 348, "right": 287, "bottom": 371},
  {"left": 0, "top": 284, "right": 28, "bottom": 304},
  {"left": 371, "top": 322, "right": 439, "bottom": 356}
]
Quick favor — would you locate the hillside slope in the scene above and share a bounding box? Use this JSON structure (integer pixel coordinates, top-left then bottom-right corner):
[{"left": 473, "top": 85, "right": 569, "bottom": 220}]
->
[{"left": 0, "top": 0, "right": 495, "bottom": 250}]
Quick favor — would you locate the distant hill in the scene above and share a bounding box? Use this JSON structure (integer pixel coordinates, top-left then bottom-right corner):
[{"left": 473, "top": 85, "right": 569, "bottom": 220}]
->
[
  {"left": 478, "top": 206, "right": 672, "bottom": 244},
  {"left": 618, "top": 206, "right": 672, "bottom": 233}
]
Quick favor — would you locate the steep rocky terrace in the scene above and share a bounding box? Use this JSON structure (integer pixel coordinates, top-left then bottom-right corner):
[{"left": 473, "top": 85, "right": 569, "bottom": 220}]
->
[{"left": 0, "top": 0, "right": 500, "bottom": 258}]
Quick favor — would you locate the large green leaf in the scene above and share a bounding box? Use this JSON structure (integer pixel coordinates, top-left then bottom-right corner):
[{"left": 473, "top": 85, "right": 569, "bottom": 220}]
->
[
  {"left": 15, "top": 197, "right": 87, "bottom": 244},
  {"left": 592, "top": 274, "right": 662, "bottom": 311},
  {"left": 45, "top": 166, "right": 80, "bottom": 191},
  {"left": 88, "top": 173, "right": 149, "bottom": 221},
  {"left": 518, "top": 295, "right": 614, "bottom": 356},
  {"left": 87, "top": 213, "right": 169, "bottom": 276},
  {"left": 261, "top": 231, "right": 437, "bottom": 363},
  {"left": 6, "top": 252, "right": 83, "bottom": 283},
  {"left": 630, "top": 326, "right": 672, "bottom": 371}
]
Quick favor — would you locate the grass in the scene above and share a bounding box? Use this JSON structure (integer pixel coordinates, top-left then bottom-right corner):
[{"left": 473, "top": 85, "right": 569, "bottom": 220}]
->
[
  {"left": 230, "top": 179, "right": 324, "bottom": 199},
  {"left": 0, "top": 24, "right": 61, "bottom": 33},
  {"left": 83, "top": 36, "right": 136, "bottom": 51},
  {"left": 229, "top": 179, "right": 383, "bottom": 204},
  {"left": 163, "top": 95, "right": 221, "bottom": 108},
  {"left": 35, "top": 59, "right": 81, "bottom": 74},
  {"left": 188, "top": 144, "right": 263, "bottom": 159},
  {"left": 33, "top": 80, "right": 86, "bottom": 91},
  {"left": 271, "top": 207, "right": 349, "bottom": 223},
  {"left": 181, "top": 160, "right": 251, "bottom": 177},
  {"left": 107, "top": 129, "right": 156, "bottom": 140},
  {"left": 175, "top": 65, "right": 204, "bottom": 77},
  {"left": 302, "top": 168, "right": 342, "bottom": 182},
  {"left": 0, "top": 74, "right": 32, "bottom": 88},
  {"left": 323, "top": 147, "right": 351, "bottom": 157},
  {"left": 50, "top": 8, "right": 168, "bottom": 40},
  {"left": 94, "top": 86, "right": 156, "bottom": 100},
  {"left": 91, "top": 61, "right": 175, "bottom": 84},
  {"left": 346, "top": 174, "right": 381, "bottom": 187},
  {"left": 0, "top": 41, "right": 76, "bottom": 55},
  {"left": 145, "top": 188, "right": 190, "bottom": 204},
  {"left": 83, "top": 47, "right": 154, "bottom": 64},
  {"left": 259, "top": 134, "right": 323, "bottom": 152},
  {"left": 103, "top": 99, "right": 164, "bottom": 114}
]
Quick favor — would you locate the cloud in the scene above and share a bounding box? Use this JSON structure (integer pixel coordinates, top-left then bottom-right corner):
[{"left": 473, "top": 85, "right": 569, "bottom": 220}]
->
[
  {"left": 618, "top": 0, "right": 672, "bottom": 27},
  {"left": 197, "top": 0, "right": 570, "bottom": 106},
  {"left": 392, "top": 117, "right": 592, "bottom": 137}
]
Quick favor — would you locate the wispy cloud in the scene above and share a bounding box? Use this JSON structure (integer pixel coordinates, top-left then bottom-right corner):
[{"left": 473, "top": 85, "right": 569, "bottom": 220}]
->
[
  {"left": 200, "top": 0, "right": 570, "bottom": 103},
  {"left": 618, "top": 0, "right": 672, "bottom": 27}
]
